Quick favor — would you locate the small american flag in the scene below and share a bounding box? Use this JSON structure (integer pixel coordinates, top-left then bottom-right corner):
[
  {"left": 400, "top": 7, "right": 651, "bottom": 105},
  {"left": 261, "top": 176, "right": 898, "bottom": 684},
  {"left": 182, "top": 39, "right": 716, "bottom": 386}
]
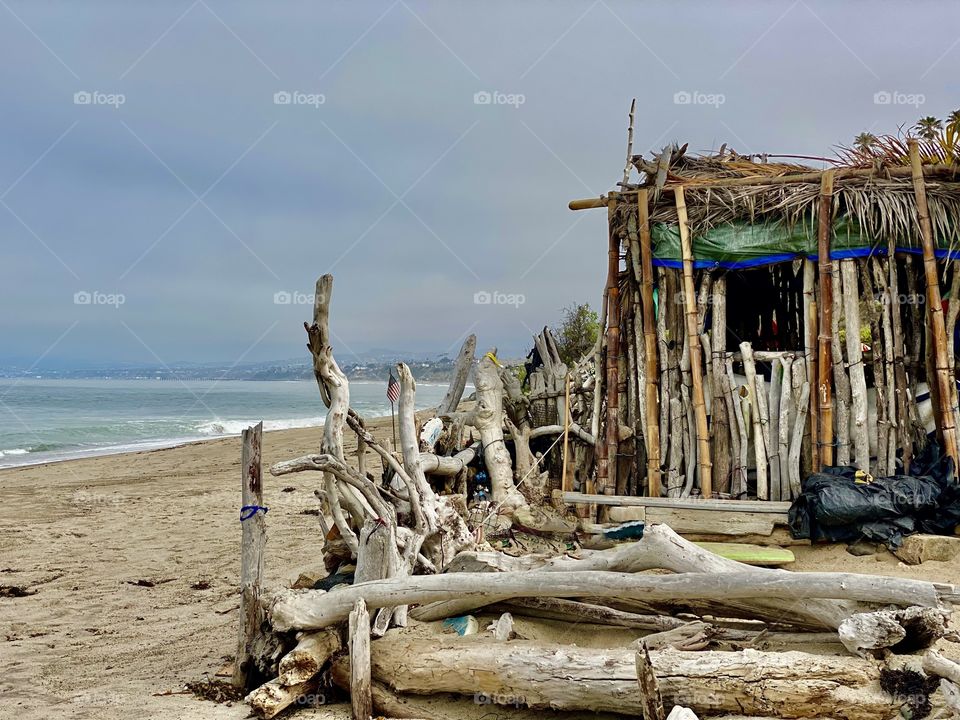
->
[{"left": 386, "top": 371, "right": 400, "bottom": 404}]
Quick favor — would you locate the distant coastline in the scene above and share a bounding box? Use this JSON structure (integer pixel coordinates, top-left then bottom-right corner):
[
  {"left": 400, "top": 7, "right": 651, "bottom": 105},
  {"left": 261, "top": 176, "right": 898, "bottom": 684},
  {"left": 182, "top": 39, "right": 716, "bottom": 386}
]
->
[{"left": 0, "top": 357, "right": 466, "bottom": 383}]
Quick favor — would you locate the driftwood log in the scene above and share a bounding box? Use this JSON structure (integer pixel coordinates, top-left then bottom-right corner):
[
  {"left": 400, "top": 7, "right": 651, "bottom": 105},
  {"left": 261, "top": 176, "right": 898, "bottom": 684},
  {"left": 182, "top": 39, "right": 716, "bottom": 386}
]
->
[
  {"left": 436, "top": 333, "right": 476, "bottom": 415},
  {"left": 409, "top": 524, "right": 940, "bottom": 638},
  {"left": 361, "top": 633, "right": 899, "bottom": 719}
]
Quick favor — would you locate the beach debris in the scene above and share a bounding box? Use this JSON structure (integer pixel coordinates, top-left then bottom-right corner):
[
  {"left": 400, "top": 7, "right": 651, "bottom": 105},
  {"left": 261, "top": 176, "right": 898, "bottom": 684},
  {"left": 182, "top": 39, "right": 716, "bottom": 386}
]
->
[
  {"left": 235, "top": 264, "right": 960, "bottom": 719},
  {"left": 0, "top": 585, "right": 36, "bottom": 598}
]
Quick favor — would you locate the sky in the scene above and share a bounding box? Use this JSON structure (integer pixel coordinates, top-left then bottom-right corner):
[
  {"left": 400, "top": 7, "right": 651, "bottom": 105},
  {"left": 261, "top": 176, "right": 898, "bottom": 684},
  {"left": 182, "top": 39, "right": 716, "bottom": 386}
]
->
[{"left": 1, "top": 0, "right": 958, "bottom": 368}]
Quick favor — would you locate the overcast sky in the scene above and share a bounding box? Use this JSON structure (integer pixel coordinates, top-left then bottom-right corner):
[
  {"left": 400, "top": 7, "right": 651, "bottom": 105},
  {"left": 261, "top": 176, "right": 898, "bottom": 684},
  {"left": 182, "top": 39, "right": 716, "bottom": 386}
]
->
[{"left": 1, "top": 1, "right": 957, "bottom": 367}]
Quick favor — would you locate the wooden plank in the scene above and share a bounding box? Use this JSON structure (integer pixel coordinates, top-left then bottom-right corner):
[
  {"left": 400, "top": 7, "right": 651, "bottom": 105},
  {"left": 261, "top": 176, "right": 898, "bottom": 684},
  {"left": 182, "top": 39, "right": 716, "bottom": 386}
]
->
[{"left": 562, "top": 492, "right": 791, "bottom": 513}]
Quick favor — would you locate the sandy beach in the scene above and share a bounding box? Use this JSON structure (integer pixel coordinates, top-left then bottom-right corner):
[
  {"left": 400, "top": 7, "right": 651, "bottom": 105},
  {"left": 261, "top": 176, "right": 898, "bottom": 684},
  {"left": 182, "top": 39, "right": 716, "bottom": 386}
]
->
[
  {"left": 0, "top": 417, "right": 407, "bottom": 720},
  {"left": 3, "top": 415, "right": 960, "bottom": 720}
]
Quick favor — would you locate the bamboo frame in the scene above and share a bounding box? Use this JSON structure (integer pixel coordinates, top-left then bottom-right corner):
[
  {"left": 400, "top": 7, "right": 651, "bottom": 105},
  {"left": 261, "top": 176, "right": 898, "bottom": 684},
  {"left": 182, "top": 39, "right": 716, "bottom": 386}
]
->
[
  {"left": 675, "top": 186, "right": 712, "bottom": 497},
  {"left": 637, "top": 189, "right": 662, "bottom": 496},
  {"left": 909, "top": 140, "right": 959, "bottom": 466}
]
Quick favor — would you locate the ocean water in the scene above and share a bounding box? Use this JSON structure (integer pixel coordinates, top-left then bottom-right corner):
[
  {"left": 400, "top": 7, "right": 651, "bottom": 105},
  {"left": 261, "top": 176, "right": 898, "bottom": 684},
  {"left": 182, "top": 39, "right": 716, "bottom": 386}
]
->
[{"left": 0, "top": 379, "right": 450, "bottom": 468}]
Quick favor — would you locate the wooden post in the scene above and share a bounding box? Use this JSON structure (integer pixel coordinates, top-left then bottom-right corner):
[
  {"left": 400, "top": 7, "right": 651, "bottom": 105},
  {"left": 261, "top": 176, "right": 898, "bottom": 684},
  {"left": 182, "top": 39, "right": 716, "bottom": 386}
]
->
[
  {"left": 602, "top": 199, "right": 621, "bottom": 495},
  {"left": 817, "top": 170, "right": 835, "bottom": 468},
  {"left": 675, "top": 187, "right": 712, "bottom": 497},
  {"left": 638, "top": 189, "right": 662, "bottom": 496},
  {"left": 348, "top": 598, "right": 372, "bottom": 720},
  {"left": 909, "top": 139, "right": 960, "bottom": 466},
  {"left": 636, "top": 642, "right": 666, "bottom": 720},
  {"left": 841, "top": 260, "right": 870, "bottom": 470},
  {"left": 561, "top": 372, "right": 573, "bottom": 494},
  {"left": 234, "top": 421, "right": 265, "bottom": 689},
  {"left": 711, "top": 276, "right": 730, "bottom": 495},
  {"left": 740, "top": 342, "right": 767, "bottom": 499}
]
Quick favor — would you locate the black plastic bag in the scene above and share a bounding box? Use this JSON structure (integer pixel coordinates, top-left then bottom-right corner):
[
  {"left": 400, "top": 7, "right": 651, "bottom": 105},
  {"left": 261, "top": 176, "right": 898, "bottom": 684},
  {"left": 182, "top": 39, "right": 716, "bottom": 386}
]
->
[{"left": 788, "top": 451, "right": 957, "bottom": 548}]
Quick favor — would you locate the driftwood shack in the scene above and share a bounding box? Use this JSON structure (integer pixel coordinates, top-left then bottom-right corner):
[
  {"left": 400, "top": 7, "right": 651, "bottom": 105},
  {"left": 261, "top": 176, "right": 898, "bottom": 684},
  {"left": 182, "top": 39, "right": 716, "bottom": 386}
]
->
[{"left": 568, "top": 139, "right": 960, "bottom": 504}]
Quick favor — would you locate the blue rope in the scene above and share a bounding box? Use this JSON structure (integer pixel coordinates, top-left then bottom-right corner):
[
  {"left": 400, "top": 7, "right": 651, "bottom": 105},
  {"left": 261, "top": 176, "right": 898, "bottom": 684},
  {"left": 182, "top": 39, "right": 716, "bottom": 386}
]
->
[{"left": 240, "top": 505, "right": 269, "bottom": 521}]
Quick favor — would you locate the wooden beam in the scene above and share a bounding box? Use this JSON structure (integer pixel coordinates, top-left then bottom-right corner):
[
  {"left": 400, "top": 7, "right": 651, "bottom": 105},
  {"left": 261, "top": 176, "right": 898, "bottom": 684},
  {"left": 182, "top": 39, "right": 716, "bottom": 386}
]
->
[
  {"left": 817, "top": 170, "right": 835, "bottom": 468},
  {"left": 638, "top": 188, "right": 662, "bottom": 496},
  {"left": 910, "top": 140, "right": 959, "bottom": 466},
  {"left": 567, "top": 163, "right": 959, "bottom": 209},
  {"left": 561, "top": 492, "right": 791, "bottom": 513},
  {"left": 675, "top": 186, "right": 712, "bottom": 497}
]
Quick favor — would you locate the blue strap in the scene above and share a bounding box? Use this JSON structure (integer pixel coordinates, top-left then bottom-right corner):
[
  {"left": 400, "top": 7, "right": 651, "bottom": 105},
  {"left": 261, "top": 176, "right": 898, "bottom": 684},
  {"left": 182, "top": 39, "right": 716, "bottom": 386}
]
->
[{"left": 240, "top": 505, "right": 269, "bottom": 521}]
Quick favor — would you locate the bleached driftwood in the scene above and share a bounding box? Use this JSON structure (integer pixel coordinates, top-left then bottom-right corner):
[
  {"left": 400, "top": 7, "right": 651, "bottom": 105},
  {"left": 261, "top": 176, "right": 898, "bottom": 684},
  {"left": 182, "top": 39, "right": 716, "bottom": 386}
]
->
[
  {"left": 348, "top": 599, "right": 371, "bottom": 720},
  {"left": 838, "top": 605, "right": 947, "bottom": 655},
  {"left": 306, "top": 274, "right": 360, "bottom": 556},
  {"left": 740, "top": 342, "right": 767, "bottom": 499},
  {"left": 235, "top": 422, "right": 266, "bottom": 689},
  {"left": 491, "top": 596, "right": 689, "bottom": 630},
  {"left": 270, "top": 566, "right": 953, "bottom": 633},
  {"left": 468, "top": 350, "right": 525, "bottom": 509},
  {"left": 277, "top": 629, "right": 341, "bottom": 686},
  {"left": 923, "top": 649, "right": 960, "bottom": 685},
  {"left": 363, "top": 634, "right": 898, "bottom": 719},
  {"left": 404, "top": 525, "right": 950, "bottom": 644},
  {"left": 437, "top": 333, "right": 476, "bottom": 415},
  {"left": 246, "top": 676, "right": 320, "bottom": 719},
  {"left": 841, "top": 260, "right": 869, "bottom": 469}
]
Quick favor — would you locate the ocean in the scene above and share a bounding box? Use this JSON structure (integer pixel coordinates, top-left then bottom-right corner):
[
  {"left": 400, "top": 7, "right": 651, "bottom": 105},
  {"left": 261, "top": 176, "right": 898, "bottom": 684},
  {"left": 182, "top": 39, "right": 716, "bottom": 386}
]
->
[{"left": 0, "top": 378, "right": 451, "bottom": 468}]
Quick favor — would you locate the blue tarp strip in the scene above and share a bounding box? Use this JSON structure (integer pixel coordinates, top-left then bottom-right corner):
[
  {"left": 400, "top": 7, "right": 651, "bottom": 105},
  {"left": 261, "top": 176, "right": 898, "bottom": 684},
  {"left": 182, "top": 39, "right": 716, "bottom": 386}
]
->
[{"left": 652, "top": 246, "right": 960, "bottom": 270}]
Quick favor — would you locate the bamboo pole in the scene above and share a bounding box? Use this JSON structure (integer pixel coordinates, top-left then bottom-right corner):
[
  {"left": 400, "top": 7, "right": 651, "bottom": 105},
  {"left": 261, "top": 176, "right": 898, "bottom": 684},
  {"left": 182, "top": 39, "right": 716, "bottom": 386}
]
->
[
  {"left": 817, "top": 170, "right": 835, "bottom": 468},
  {"left": 802, "top": 261, "right": 817, "bottom": 475},
  {"left": 909, "top": 139, "right": 959, "bottom": 466},
  {"left": 675, "top": 187, "right": 712, "bottom": 497},
  {"left": 638, "top": 189, "right": 662, "bottom": 496},
  {"left": 601, "top": 199, "right": 621, "bottom": 495}
]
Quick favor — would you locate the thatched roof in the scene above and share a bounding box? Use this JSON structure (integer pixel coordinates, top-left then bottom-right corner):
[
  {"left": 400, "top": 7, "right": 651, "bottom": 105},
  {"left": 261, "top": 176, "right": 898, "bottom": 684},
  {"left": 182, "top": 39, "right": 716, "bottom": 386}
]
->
[{"left": 617, "top": 146, "right": 960, "bottom": 251}]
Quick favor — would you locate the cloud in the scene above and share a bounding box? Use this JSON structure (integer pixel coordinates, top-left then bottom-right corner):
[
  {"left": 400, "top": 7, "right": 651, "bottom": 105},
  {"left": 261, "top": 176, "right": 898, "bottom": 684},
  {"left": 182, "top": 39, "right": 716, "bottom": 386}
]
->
[{"left": 1, "top": 0, "right": 957, "bottom": 365}]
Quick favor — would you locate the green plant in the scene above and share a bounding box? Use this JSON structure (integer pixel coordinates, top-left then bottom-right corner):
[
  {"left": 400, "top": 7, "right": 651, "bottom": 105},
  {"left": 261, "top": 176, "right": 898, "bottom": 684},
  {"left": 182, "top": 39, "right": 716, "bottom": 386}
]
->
[{"left": 553, "top": 303, "right": 599, "bottom": 366}]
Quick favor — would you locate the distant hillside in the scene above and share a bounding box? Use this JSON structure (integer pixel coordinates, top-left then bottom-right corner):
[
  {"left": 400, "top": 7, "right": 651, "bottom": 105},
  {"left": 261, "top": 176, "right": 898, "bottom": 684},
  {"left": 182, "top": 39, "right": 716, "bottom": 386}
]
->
[{"left": 0, "top": 356, "right": 461, "bottom": 383}]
